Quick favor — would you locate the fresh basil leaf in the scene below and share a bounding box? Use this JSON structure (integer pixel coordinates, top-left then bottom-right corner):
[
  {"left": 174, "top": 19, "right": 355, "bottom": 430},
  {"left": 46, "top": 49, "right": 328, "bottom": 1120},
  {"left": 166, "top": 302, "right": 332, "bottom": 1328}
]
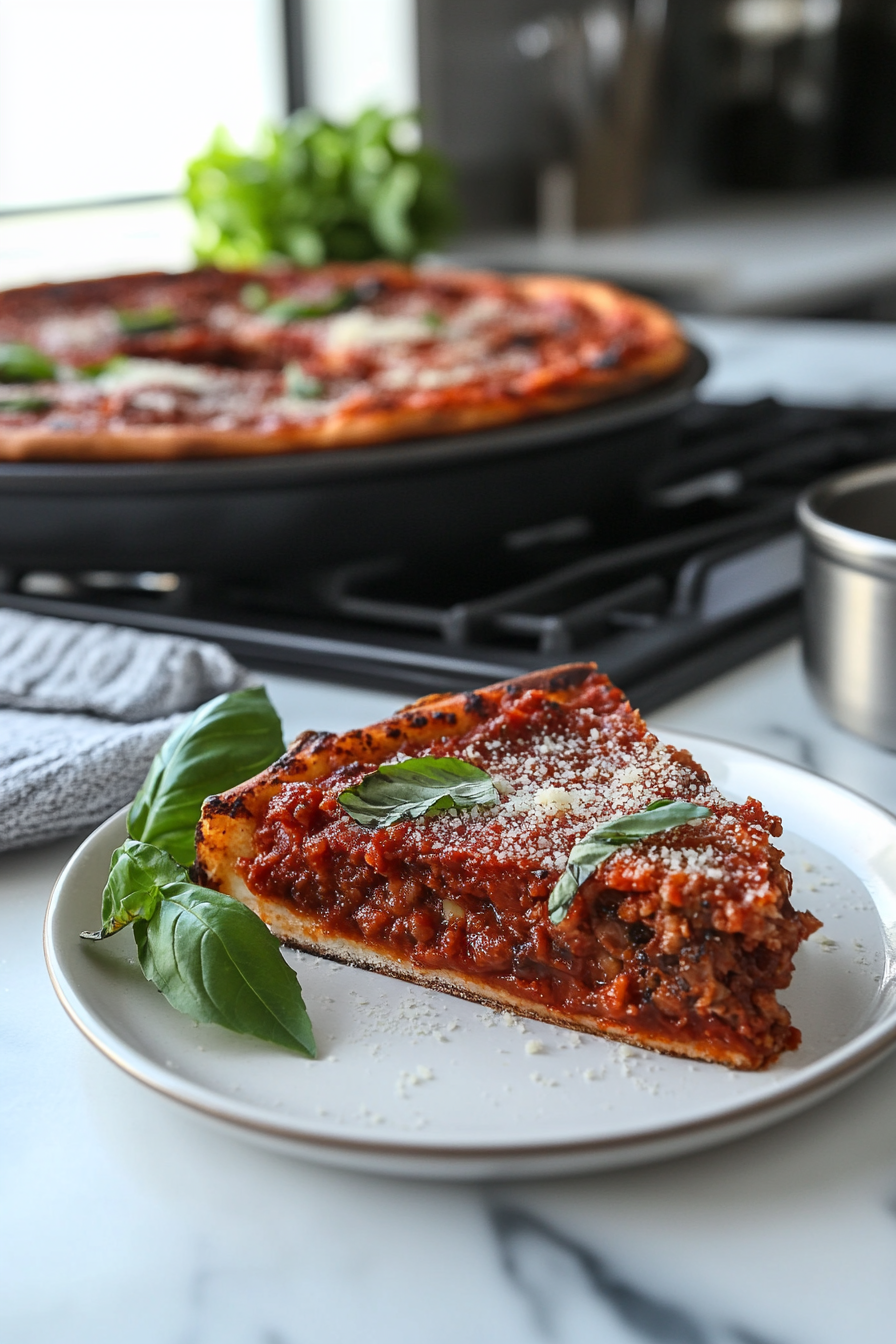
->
[
  {"left": 183, "top": 108, "right": 457, "bottom": 267},
  {"left": 548, "top": 800, "right": 712, "bottom": 924},
  {"left": 239, "top": 281, "right": 270, "bottom": 312},
  {"left": 338, "top": 756, "right": 499, "bottom": 828},
  {"left": 284, "top": 362, "right": 323, "bottom": 399},
  {"left": 370, "top": 161, "right": 420, "bottom": 259},
  {"left": 117, "top": 306, "right": 179, "bottom": 335},
  {"left": 281, "top": 224, "right": 326, "bottom": 268},
  {"left": 582, "top": 799, "right": 711, "bottom": 846},
  {"left": 0, "top": 342, "right": 56, "bottom": 383},
  {"left": 78, "top": 354, "right": 129, "bottom": 379},
  {"left": 548, "top": 843, "right": 619, "bottom": 929},
  {"left": 81, "top": 837, "right": 315, "bottom": 1055},
  {"left": 127, "top": 686, "right": 285, "bottom": 866},
  {"left": 264, "top": 290, "right": 353, "bottom": 324},
  {"left": 81, "top": 838, "right": 185, "bottom": 940},
  {"left": 133, "top": 882, "right": 315, "bottom": 1056},
  {"left": 0, "top": 395, "right": 52, "bottom": 413}
]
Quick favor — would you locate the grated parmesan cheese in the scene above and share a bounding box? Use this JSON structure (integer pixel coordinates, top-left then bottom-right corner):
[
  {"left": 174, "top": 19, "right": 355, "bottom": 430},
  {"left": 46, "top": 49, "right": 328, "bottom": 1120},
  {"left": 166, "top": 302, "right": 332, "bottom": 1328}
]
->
[{"left": 325, "top": 310, "right": 433, "bottom": 351}]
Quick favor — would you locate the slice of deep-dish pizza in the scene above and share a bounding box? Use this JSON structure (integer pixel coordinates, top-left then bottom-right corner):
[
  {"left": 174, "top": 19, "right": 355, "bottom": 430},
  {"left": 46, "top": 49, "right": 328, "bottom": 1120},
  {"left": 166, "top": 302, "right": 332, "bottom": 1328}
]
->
[{"left": 194, "top": 664, "right": 820, "bottom": 1069}]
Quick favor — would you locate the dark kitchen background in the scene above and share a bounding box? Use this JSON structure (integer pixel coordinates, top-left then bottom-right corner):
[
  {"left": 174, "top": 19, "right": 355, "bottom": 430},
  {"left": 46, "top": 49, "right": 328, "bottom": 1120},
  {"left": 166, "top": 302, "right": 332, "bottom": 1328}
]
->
[
  {"left": 1, "top": 0, "right": 896, "bottom": 705},
  {"left": 418, "top": 0, "right": 896, "bottom": 318},
  {"left": 419, "top": 0, "right": 896, "bottom": 228}
]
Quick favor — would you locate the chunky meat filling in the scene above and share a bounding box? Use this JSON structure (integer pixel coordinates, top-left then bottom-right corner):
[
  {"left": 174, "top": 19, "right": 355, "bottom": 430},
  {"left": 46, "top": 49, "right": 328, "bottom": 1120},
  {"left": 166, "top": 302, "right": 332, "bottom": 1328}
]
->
[{"left": 244, "top": 676, "right": 820, "bottom": 1068}]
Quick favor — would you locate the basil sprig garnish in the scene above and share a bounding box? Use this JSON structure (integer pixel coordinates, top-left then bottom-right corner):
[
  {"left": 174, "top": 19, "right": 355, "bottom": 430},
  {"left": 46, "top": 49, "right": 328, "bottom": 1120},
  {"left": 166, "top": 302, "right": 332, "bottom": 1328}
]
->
[
  {"left": 134, "top": 878, "right": 314, "bottom": 1055},
  {"left": 81, "top": 687, "right": 315, "bottom": 1056},
  {"left": 128, "top": 685, "right": 285, "bottom": 866},
  {"left": 84, "top": 839, "right": 314, "bottom": 1055},
  {"left": 548, "top": 799, "right": 711, "bottom": 925},
  {"left": 338, "top": 756, "right": 499, "bottom": 828},
  {"left": 0, "top": 342, "right": 56, "bottom": 383},
  {"left": 91, "top": 836, "right": 183, "bottom": 937},
  {"left": 116, "top": 306, "right": 179, "bottom": 335}
]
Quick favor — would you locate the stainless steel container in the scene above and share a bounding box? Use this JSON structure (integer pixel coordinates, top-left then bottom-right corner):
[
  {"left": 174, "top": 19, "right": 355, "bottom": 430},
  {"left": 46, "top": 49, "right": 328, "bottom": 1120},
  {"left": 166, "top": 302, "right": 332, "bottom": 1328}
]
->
[{"left": 798, "top": 461, "right": 896, "bottom": 749}]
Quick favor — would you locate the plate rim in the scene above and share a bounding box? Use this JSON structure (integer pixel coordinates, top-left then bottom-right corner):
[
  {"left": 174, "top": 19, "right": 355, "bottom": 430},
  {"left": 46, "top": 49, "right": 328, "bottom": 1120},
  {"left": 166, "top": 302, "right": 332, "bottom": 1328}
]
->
[{"left": 43, "top": 729, "right": 896, "bottom": 1168}]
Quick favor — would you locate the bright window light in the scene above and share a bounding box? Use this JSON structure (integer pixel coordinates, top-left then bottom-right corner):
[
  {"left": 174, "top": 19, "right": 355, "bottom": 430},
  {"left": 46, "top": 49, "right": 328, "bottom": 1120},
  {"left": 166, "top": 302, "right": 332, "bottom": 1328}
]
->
[
  {"left": 0, "top": 0, "right": 286, "bottom": 212},
  {"left": 302, "top": 0, "right": 418, "bottom": 123}
]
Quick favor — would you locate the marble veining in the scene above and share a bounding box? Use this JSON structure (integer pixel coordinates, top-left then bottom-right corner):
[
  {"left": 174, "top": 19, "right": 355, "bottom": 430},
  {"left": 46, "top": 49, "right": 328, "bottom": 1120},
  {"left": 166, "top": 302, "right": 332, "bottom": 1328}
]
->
[
  {"left": 491, "top": 1204, "right": 712, "bottom": 1342},
  {"left": 490, "top": 1204, "right": 790, "bottom": 1344}
]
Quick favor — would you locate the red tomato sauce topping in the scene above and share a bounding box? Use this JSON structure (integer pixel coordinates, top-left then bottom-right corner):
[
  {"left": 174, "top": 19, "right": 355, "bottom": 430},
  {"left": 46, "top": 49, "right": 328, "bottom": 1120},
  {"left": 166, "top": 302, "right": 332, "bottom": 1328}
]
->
[{"left": 243, "top": 675, "right": 819, "bottom": 1066}]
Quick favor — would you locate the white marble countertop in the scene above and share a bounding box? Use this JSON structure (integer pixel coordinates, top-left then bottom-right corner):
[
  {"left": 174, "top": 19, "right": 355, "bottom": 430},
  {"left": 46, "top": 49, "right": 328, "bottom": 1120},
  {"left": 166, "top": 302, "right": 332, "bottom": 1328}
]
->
[{"left": 4, "top": 317, "right": 896, "bottom": 1343}]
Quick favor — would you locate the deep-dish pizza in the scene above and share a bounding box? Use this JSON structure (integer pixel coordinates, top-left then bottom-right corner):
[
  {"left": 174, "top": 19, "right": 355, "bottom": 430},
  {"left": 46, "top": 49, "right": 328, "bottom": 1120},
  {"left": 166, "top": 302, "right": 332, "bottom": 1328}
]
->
[
  {"left": 0, "top": 264, "right": 689, "bottom": 461},
  {"left": 194, "top": 663, "right": 820, "bottom": 1069}
]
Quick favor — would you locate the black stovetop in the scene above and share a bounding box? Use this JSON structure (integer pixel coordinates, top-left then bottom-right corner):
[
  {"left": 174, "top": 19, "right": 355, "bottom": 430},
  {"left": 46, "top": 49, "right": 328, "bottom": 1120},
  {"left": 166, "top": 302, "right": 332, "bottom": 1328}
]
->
[{"left": 3, "top": 398, "right": 895, "bottom": 710}]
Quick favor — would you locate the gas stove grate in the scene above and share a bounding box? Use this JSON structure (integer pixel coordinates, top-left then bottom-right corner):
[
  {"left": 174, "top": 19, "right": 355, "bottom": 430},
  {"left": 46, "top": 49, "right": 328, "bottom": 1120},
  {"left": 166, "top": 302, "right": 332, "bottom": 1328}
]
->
[{"left": 2, "top": 399, "right": 895, "bottom": 708}]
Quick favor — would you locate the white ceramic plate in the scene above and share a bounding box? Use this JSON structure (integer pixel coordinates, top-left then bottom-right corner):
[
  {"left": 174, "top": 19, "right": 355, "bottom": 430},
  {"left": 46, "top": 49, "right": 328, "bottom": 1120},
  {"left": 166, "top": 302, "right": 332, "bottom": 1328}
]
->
[{"left": 44, "top": 731, "right": 896, "bottom": 1180}]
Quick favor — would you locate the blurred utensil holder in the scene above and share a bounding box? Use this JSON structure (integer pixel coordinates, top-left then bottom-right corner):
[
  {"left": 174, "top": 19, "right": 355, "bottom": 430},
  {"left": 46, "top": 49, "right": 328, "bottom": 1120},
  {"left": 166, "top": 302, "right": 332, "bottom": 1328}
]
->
[{"left": 517, "top": 0, "right": 669, "bottom": 232}]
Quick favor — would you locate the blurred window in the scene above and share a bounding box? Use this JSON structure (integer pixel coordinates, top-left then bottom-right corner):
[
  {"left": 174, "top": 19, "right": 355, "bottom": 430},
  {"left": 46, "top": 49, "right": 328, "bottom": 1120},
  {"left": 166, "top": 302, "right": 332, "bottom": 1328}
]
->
[
  {"left": 0, "top": 0, "right": 286, "bottom": 212},
  {"left": 302, "top": 0, "right": 417, "bottom": 121}
]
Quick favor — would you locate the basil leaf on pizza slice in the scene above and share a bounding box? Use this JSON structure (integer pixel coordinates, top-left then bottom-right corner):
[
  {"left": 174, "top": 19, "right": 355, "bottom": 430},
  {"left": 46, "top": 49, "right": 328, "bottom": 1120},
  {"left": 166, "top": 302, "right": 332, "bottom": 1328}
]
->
[
  {"left": 548, "top": 799, "right": 712, "bottom": 924},
  {"left": 338, "top": 755, "right": 499, "bottom": 827},
  {"left": 0, "top": 342, "right": 56, "bottom": 383}
]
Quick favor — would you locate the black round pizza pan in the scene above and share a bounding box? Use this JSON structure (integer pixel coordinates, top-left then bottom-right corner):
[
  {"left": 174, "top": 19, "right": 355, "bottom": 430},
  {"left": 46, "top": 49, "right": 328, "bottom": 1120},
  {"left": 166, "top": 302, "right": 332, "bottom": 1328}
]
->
[{"left": 0, "top": 345, "right": 707, "bottom": 575}]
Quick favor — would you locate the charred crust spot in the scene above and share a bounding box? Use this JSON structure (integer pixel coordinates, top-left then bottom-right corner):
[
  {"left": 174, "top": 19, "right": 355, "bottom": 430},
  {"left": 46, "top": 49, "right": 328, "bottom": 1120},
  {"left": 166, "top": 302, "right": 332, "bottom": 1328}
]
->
[
  {"left": 463, "top": 693, "right": 488, "bottom": 717},
  {"left": 410, "top": 714, "right": 429, "bottom": 729},
  {"left": 546, "top": 664, "right": 596, "bottom": 691},
  {"left": 201, "top": 793, "right": 250, "bottom": 820},
  {"left": 400, "top": 692, "right": 443, "bottom": 711},
  {"left": 480, "top": 662, "right": 596, "bottom": 701},
  {"left": 285, "top": 730, "right": 334, "bottom": 759},
  {"left": 432, "top": 711, "right": 457, "bottom": 725},
  {"left": 282, "top": 759, "right": 308, "bottom": 776},
  {"left": 386, "top": 727, "right": 402, "bottom": 739}
]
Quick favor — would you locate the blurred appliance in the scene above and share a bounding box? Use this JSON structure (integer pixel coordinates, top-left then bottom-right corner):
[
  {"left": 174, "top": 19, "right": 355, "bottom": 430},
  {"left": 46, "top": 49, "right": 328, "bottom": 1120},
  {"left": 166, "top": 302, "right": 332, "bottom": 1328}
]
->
[
  {"left": 3, "top": 399, "right": 896, "bottom": 708},
  {"left": 710, "top": 0, "right": 843, "bottom": 188},
  {"left": 416, "top": 0, "right": 896, "bottom": 235},
  {"left": 416, "top": 0, "right": 701, "bottom": 232},
  {"left": 838, "top": 0, "right": 896, "bottom": 179}
]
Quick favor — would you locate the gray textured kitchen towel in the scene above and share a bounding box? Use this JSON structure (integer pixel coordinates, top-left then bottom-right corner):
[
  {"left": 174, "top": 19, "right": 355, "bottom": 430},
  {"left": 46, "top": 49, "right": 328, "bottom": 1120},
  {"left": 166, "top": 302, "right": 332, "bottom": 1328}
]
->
[{"left": 0, "top": 609, "right": 254, "bottom": 852}]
